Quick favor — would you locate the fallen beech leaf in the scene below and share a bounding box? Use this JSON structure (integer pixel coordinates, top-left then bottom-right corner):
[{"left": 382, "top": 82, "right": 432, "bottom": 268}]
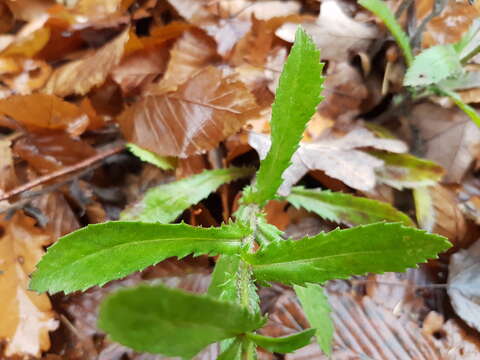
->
[
  {"left": 414, "top": 185, "right": 466, "bottom": 243},
  {"left": 409, "top": 103, "right": 480, "bottom": 183},
  {"left": 0, "top": 212, "right": 58, "bottom": 357},
  {"left": 217, "top": 0, "right": 301, "bottom": 21},
  {"left": 13, "top": 132, "right": 96, "bottom": 174},
  {"left": 203, "top": 18, "right": 250, "bottom": 57},
  {"left": 167, "top": 0, "right": 215, "bottom": 24},
  {"left": 249, "top": 127, "right": 407, "bottom": 194},
  {"left": 0, "top": 138, "right": 16, "bottom": 196},
  {"left": 0, "top": 94, "right": 89, "bottom": 136},
  {"left": 111, "top": 44, "right": 169, "bottom": 95},
  {"left": 261, "top": 289, "right": 444, "bottom": 360},
  {"left": 458, "top": 175, "right": 480, "bottom": 225},
  {"left": 423, "top": 1, "right": 478, "bottom": 48},
  {"left": 43, "top": 28, "right": 129, "bottom": 96},
  {"left": 3, "top": 59, "right": 52, "bottom": 95},
  {"left": 119, "top": 66, "right": 260, "bottom": 158},
  {"left": 0, "top": 14, "right": 49, "bottom": 54},
  {"left": 448, "top": 240, "right": 480, "bottom": 333},
  {"left": 318, "top": 62, "right": 368, "bottom": 125},
  {"left": 434, "top": 319, "right": 480, "bottom": 359},
  {"left": 276, "top": 1, "right": 379, "bottom": 61},
  {"left": 0, "top": 2, "right": 14, "bottom": 34},
  {"left": 4, "top": 0, "right": 52, "bottom": 21},
  {"left": 31, "top": 192, "right": 80, "bottom": 239},
  {"left": 156, "top": 29, "right": 217, "bottom": 94}
]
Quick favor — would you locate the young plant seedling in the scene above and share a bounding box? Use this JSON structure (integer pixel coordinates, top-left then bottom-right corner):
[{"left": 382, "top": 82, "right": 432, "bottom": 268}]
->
[
  {"left": 359, "top": 0, "right": 480, "bottom": 127},
  {"left": 30, "top": 28, "right": 451, "bottom": 359}
]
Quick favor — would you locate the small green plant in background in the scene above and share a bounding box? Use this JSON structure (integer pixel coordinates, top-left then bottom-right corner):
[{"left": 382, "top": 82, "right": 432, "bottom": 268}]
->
[
  {"left": 30, "top": 28, "right": 451, "bottom": 359},
  {"left": 359, "top": 0, "right": 480, "bottom": 127}
]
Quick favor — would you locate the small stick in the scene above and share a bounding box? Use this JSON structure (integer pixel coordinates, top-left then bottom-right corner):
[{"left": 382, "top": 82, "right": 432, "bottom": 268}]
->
[{"left": 0, "top": 143, "right": 125, "bottom": 202}]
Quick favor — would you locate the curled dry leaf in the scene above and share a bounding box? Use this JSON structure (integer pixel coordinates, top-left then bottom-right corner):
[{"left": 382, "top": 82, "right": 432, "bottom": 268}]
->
[
  {"left": 0, "top": 212, "right": 58, "bottom": 358},
  {"left": 119, "top": 66, "right": 260, "bottom": 158},
  {"left": 43, "top": 28, "right": 129, "bottom": 96},
  {"left": 249, "top": 127, "right": 407, "bottom": 194},
  {"left": 13, "top": 132, "right": 96, "bottom": 174},
  {"left": 0, "top": 138, "right": 16, "bottom": 196},
  {"left": 2, "top": 59, "right": 52, "bottom": 95},
  {"left": 156, "top": 29, "right": 218, "bottom": 94},
  {"left": 318, "top": 62, "right": 368, "bottom": 126},
  {"left": 111, "top": 43, "right": 169, "bottom": 95},
  {"left": 276, "top": 0, "right": 379, "bottom": 61},
  {"left": 448, "top": 239, "right": 480, "bottom": 333},
  {"left": 0, "top": 94, "right": 89, "bottom": 135},
  {"left": 414, "top": 185, "right": 466, "bottom": 244},
  {"left": 31, "top": 192, "right": 80, "bottom": 240},
  {"left": 409, "top": 103, "right": 480, "bottom": 183}
]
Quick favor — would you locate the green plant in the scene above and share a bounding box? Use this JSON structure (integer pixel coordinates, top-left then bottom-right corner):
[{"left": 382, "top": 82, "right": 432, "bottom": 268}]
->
[
  {"left": 30, "top": 28, "right": 451, "bottom": 359},
  {"left": 359, "top": 0, "right": 480, "bottom": 127}
]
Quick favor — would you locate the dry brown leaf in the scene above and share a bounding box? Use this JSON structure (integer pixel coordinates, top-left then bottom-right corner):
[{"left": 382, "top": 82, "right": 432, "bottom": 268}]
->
[
  {"left": 423, "top": 1, "right": 479, "bottom": 49},
  {"left": 167, "top": 0, "right": 215, "bottom": 24},
  {"left": 415, "top": 184, "right": 466, "bottom": 244},
  {"left": 458, "top": 175, "right": 480, "bottom": 225},
  {"left": 249, "top": 127, "right": 407, "bottom": 194},
  {"left": 434, "top": 319, "right": 480, "bottom": 359},
  {"left": 216, "top": 0, "right": 301, "bottom": 21},
  {"left": 156, "top": 29, "right": 218, "bottom": 94},
  {"left": 260, "top": 288, "right": 444, "bottom": 360},
  {"left": 276, "top": 0, "right": 379, "bottom": 61},
  {"left": 409, "top": 102, "right": 480, "bottom": 183},
  {"left": 203, "top": 17, "right": 250, "bottom": 57},
  {"left": 43, "top": 28, "right": 129, "bottom": 96},
  {"left": 2, "top": 59, "right": 52, "bottom": 95},
  {"left": 13, "top": 132, "right": 96, "bottom": 174},
  {"left": 0, "top": 212, "right": 58, "bottom": 357},
  {"left": 0, "top": 138, "right": 16, "bottom": 196},
  {"left": 0, "top": 13, "right": 49, "bottom": 55},
  {"left": 4, "top": 0, "right": 53, "bottom": 21},
  {"left": 0, "top": 94, "right": 89, "bottom": 136},
  {"left": 448, "top": 239, "right": 480, "bottom": 333},
  {"left": 319, "top": 62, "right": 368, "bottom": 126},
  {"left": 119, "top": 66, "right": 260, "bottom": 158},
  {"left": 31, "top": 192, "right": 80, "bottom": 239},
  {"left": 111, "top": 44, "right": 169, "bottom": 95}
]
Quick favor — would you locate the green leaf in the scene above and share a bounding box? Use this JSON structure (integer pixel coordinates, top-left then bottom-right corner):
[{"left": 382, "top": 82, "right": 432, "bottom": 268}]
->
[
  {"left": 359, "top": 0, "right": 413, "bottom": 66},
  {"left": 244, "top": 222, "right": 451, "bottom": 286},
  {"left": 217, "top": 338, "right": 243, "bottom": 360},
  {"left": 294, "top": 284, "right": 333, "bottom": 356},
  {"left": 246, "top": 329, "right": 315, "bottom": 354},
  {"left": 404, "top": 45, "right": 463, "bottom": 87},
  {"left": 368, "top": 151, "right": 444, "bottom": 189},
  {"left": 98, "top": 284, "right": 265, "bottom": 358},
  {"left": 126, "top": 143, "right": 176, "bottom": 170},
  {"left": 257, "top": 217, "right": 284, "bottom": 246},
  {"left": 455, "top": 19, "right": 480, "bottom": 64},
  {"left": 437, "top": 87, "right": 480, "bottom": 128},
  {"left": 30, "top": 222, "right": 249, "bottom": 294},
  {"left": 413, "top": 186, "right": 435, "bottom": 232},
  {"left": 208, "top": 254, "right": 241, "bottom": 303},
  {"left": 250, "top": 27, "right": 324, "bottom": 206},
  {"left": 286, "top": 186, "right": 414, "bottom": 227},
  {"left": 121, "top": 167, "right": 254, "bottom": 223}
]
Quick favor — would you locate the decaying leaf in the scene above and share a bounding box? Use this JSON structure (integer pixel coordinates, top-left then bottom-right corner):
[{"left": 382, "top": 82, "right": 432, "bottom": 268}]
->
[
  {"left": 318, "top": 62, "right": 368, "bottom": 125},
  {"left": 0, "top": 94, "right": 89, "bottom": 136},
  {"left": 119, "top": 66, "right": 260, "bottom": 158},
  {"left": 260, "top": 288, "right": 444, "bottom": 360},
  {"left": 409, "top": 103, "right": 480, "bottom": 183},
  {"left": 276, "top": 0, "right": 379, "bottom": 61},
  {"left": 249, "top": 127, "right": 407, "bottom": 194},
  {"left": 13, "top": 132, "right": 96, "bottom": 174},
  {"left": 156, "top": 29, "right": 218, "bottom": 93},
  {"left": 448, "top": 239, "right": 480, "bottom": 333},
  {"left": 0, "top": 138, "right": 16, "bottom": 196},
  {"left": 414, "top": 185, "right": 466, "bottom": 244},
  {"left": 43, "top": 28, "right": 129, "bottom": 96},
  {"left": 0, "top": 212, "right": 58, "bottom": 358}
]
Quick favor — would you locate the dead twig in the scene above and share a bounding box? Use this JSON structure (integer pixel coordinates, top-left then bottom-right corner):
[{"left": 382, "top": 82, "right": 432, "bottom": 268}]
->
[{"left": 0, "top": 143, "right": 125, "bottom": 202}]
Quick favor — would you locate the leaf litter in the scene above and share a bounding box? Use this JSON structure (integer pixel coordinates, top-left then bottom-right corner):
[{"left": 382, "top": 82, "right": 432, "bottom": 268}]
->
[{"left": 0, "top": 0, "right": 478, "bottom": 358}]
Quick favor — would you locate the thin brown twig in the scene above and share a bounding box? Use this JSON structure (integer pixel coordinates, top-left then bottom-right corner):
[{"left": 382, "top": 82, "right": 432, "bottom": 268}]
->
[{"left": 0, "top": 143, "right": 125, "bottom": 202}]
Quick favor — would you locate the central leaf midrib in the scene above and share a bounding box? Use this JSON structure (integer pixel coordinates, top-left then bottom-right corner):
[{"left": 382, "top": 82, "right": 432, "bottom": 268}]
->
[
  {"left": 52, "top": 236, "right": 243, "bottom": 271},
  {"left": 252, "top": 247, "right": 417, "bottom": 269}
]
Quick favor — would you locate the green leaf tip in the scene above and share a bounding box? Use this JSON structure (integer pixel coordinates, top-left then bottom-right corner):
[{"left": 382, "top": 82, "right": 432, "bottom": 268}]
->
[
  {"left": 244, "top": 222, "right": 451, "bottom": 286},
  {"left": 250, "top": 26, "right": 324, "bottom": 206},
  {"left": 126, "top": 142, "right": 176, "bottom": 170},
  {"left": 30, "top": 221, "right": 250, "bottom": 294},
  {"left": 98, "top": 284, "right": 265, "bottom": 358},
  {"left": 246, "top": 329, "right": 316, "bottom": 353}
]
